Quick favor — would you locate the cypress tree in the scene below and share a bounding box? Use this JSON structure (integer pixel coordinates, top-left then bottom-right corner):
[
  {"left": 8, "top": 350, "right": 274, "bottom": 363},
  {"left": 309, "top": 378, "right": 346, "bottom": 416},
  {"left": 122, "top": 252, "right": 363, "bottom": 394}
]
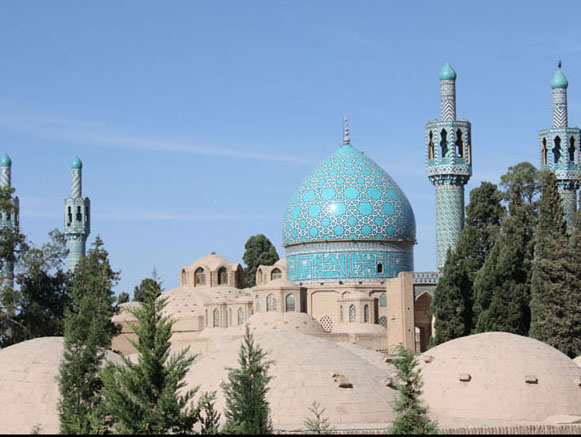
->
[
  {"left": 530, "top": 171, "right": 579, "bottom": 356},
  {"left": 101, "top": 275, "right": 210, "bottom": 433},
  {"left": 242, "top": 234, "right": 279, "bottom": 287},
  {"left": 58, "top": 237, "right": 119, "bottom": 434},
  {"left": 473, "top": 183, "right": 532, "bottom": 335},
  {"left": 388, "top": 348, "right": 438, "bottom": 435},
  {"left": 565, "top": 210, "right": 581, "bottom": 356},
  {"left": 221, "top": 325, "right": 273, "bottom": 434}
]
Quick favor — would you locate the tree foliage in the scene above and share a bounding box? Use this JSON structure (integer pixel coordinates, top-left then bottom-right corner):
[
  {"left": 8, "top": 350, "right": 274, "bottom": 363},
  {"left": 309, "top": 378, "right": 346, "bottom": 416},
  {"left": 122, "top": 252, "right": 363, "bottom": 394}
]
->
[
  {"left": 242, "top": 234, "right": 279, "bottom": 287},
  {"left": 389, "top": 348, "right": 438, "bottom": 435},
  {"left": 304, "top": 401, "right": 333, "bottom": 435},
  {"left": 101, "top": 275, "right": 211, "bottom": 434},
  {"left": 58, "top": 237, "right": 120, "bottom": 434},
  {"left": 133, "top": 269, "right": 162, "bottom": 302},
  {"left": 221, "top": 325, "right": 273, "bottom": 434},
  {"left": 530, "top": 171, "right": 580, "bottom": 357}
]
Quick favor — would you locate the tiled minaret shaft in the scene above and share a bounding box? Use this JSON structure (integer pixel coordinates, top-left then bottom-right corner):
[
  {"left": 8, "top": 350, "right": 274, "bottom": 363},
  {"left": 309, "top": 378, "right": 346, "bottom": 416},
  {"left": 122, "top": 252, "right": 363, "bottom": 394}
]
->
[
  {"left": 0, "top": 154, "right": 19, "bottom": 289},
  {"left": 64, "top": 157, "right": 90, "bottom": 271},
  {"left": 539, "top": 66, "right": 581, "bottom": 230},
  {"left": 426, "top": 64, "right": 472, "bottom": 270}
]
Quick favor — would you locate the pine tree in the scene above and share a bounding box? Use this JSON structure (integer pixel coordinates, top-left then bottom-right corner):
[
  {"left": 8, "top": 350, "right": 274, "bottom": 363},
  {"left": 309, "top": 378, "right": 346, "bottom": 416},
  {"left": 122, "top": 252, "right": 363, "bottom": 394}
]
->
[
  {"left": 221, "top": 325, "right": 273, "bottom": 434},
  {"left": 101, "top": 274, "right": 210, "bottom": 433},
  {"left": 58, "top": 237, "right": 119, "bottom": 434},
  {"left": 473, "top": 183, "right": 532, "bottom": 335},
  {"left": 388, "top": 348, "right": 438, "bottom": 435},
  {"left": 242, "top": 234, "right": 279, "bottom": 287},
  {"left": 133, "top": 270, "right": 162, "bottom": 302},
  {"left": 304, "top": 401, "right": 333, "bottom": 434},
  {"left": 530, "top": 171, "right": 579, "bottom": 357},
  {"left": 565, "top": 210, "right": 581, "bottom": 356},
  {"left": 199, "top": 392, "right": 221, "bottom": 435}
]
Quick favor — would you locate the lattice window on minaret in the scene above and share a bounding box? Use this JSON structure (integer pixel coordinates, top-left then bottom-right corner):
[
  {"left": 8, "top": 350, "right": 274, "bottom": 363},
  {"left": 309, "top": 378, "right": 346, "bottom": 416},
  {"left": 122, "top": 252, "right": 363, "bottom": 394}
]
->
[
  {"left": 428, "top": 131, "right": 434, "bottom": 159},
  {"left": 67, "top": 206, "right": 72, "bottom": 226},
  {"left": 440, "top": 129, "right": 448, "bottom": 158},
  {"left": 455, "top": 129, "right": 464, "bottom": 158},
  {"left": 542, "top": 138, "right": 548, "bottom": 165},
  {"left": 569, "top": 137, "right": 576, "bottom": 163},
  {"left": 554, "top": 136, "right": 562, "bottom": 163},
  {"left": 76, "top": 206, "right": 82, "bottom": 222}
]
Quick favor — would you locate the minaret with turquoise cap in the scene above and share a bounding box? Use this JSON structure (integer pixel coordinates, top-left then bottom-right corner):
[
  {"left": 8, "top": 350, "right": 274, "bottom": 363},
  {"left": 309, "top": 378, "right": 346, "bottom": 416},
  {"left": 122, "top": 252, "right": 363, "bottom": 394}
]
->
[
  {"left": 0, "top": 153, "right": 19, "bottom": 289},
  {"left": 426, "top": 64, "right": 472, "bottom": 270},
  {"left": 64, "top": 156, "right": 90, "bottom": 271},
  {"left": 539, "top": 63, "right": 580, "bottom": 230}
]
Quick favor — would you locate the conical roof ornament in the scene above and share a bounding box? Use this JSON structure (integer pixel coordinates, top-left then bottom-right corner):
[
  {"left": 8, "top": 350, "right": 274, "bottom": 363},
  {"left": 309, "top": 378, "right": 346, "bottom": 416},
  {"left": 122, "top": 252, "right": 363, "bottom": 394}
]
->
[{"left": 343, "top": 116, "right": 350, "bottom": 146}]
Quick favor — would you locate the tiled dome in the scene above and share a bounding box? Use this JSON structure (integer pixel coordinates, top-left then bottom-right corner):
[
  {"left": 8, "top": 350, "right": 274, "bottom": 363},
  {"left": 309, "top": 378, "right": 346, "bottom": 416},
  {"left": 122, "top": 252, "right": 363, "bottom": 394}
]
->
[{"left": 283, "top": 144, "right": 416, "bottom": 246}]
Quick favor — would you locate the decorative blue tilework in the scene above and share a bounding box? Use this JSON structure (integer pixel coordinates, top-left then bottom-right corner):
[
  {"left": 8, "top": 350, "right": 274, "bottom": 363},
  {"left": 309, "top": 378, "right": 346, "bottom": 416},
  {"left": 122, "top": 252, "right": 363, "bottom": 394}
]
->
[{"left": 283, "top": 145, "right": 416, "bottom": 246}]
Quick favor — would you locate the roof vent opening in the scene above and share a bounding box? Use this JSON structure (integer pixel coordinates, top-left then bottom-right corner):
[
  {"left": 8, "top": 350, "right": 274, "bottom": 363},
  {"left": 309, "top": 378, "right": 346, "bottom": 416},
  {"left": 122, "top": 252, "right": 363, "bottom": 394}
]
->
[
  {"left": 459, "top": 373, "right": 471, "bottom": 382},
  {"left": 525, "top": 375, "right": 538, "bottom": 384}
]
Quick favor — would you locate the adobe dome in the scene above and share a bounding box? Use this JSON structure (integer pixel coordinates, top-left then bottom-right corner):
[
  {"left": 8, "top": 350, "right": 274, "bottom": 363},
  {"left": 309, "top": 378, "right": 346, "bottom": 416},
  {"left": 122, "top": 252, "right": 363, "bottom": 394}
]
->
[
  {"left": 420, "top": 332, "right": 581, "bottom": 423},
  {"left": 185, "top": 330, "right": 399, "bottom": 430},
  {"left": 283, "top": 144, "right": 415, "bottom": 245},
  {"left": 574, "top": 356, "right": 581, "bottom": 367},
  {"left": 0, "top": 337, "right": 121, "bottom": 434}
]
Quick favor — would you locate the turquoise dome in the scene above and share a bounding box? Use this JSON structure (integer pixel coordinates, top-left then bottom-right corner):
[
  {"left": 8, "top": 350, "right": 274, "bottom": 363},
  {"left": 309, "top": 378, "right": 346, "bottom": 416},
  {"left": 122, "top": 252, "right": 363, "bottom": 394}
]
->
[
  {"left": 71, "top": 156, "right": 82, "bottom": 169},
  {"left": 1, "top": 154, "right": 11, "bottom": 167},
  {"left": 283, "top": 144, "right": 416, "bottom": 245},
  {"left": 439, "top": 63, "right": 457, "bottom": 80},
  {"left": 551, "top": 70, "right": 568, "bottom": 89}
]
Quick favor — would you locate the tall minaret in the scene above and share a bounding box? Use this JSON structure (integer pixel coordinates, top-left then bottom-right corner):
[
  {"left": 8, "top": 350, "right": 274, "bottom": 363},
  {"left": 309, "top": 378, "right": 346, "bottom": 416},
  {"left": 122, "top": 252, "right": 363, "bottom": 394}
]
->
[
  {"left": 64, "top": 156, "right": 90, "bottom": 271},
  {"left": 426, "top": 64, "right": 472, "bottom": 270},
  {"left": 539, "top": 64, "right": 580, "bottom": 230},
  {"left": 0, "top": 154, "right": 19, "bottom": 289}
]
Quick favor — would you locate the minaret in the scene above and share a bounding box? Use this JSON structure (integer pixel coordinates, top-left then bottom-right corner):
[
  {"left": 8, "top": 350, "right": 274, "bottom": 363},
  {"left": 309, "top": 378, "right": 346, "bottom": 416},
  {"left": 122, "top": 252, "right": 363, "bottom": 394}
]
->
[
  {"left": 539, "top": 64, "right": 580, "bottom": 230},
  {"left": 64, "top": 156, "right": 90, "bottom": 271},
  {"left": 0, "top": 154, "right": 19, "bottom": 289},
  {"left": 426, "top": 64, "right": 472, "bottom": 270}
]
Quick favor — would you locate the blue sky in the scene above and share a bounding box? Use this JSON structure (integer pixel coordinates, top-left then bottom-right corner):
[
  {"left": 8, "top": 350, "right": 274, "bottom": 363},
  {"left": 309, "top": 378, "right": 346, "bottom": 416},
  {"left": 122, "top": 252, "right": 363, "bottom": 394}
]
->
[{"left": 0, "top": 1, "right": 580, "bottom": 295}]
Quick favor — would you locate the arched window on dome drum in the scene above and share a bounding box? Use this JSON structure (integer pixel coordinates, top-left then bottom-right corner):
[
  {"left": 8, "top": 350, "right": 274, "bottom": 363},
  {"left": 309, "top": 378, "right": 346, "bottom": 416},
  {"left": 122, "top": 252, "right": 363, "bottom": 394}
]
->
[
  {"left": 266, "top": 294, "right": 277, "bottom": 312},
  {"left": 213, "top": 308, "right": 219, "bottom": 327},
  {"left": 285, "top": 294, "right": 295, "bottom": 312},
  {"left": 377, "top": 263, "right": 383, "bottom": 274},
  {"left": 181, "top": 269, "right": 187, "bottom": 286},
  {"left": 271, "top": 268, "right": 282, "bottom": 281},
  {"left": 364, "top": 304, "right": 369, "bottom": 323},
  {"left": 542, "top": 138, "right": 548, "bottom": 165},
  {"left": 554, "top": 136, "right": 562, "bottom": 163},
  {"left": 456, "top": 129, "right": 464, "bottom": 158},
  {"left": 569, "top": 137, "right": 576, "bottom": 163},
  {"left": 195, "top": 267, "right": 206, "bottom": 286},
  {"left": 228, "top": 308, "right": 232, "bottom": 327},
  {"left": 340, "top": 305, "right": 344, "bottom": 323},
  {"left": 218, "top": 267, "right": 228, "bottom": 285},
  {"left": 379, "top": 293, "right": 387, "bottom": 307},
  {"left": 440, "top": 129, "right": 448, "bottom": 158},
  {"left": 349, "top": 305, "right": 356, "bottom": 323},
  {"left": 428, "top": 131, "right": 434, "bottom": 160},
  {"left": 238, "top": 307, "right": 244, "bottom": 325},
  {"left": 205, "top": 309, "right": 208, "bottom": 327}
]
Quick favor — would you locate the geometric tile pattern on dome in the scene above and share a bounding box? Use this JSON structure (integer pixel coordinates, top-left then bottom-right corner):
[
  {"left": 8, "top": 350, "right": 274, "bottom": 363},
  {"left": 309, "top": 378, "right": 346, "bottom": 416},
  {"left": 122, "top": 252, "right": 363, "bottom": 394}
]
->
[{"left": 283, "top": 144, "right": 416, "bottom": 246}]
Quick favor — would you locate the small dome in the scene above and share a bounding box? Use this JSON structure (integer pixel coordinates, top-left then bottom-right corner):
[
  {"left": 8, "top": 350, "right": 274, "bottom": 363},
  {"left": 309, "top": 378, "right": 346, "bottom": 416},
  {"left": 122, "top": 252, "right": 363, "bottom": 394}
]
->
[
  {"left": 552, "top": 70, "right": 569, "bottom": 89},
  {"left": 439, "top": 63, "right": 457, "bottom": 80},
  {"left": 1, "top": 154, "right": 11, "bottom": 167},
  {"left": 71, "top": 156, "right": 82, "bottom": 169},
  {"left": 283, "top": 144, "right": 416, "bottom": 245},
  {"left": 420, "top": 332, "right": 581, "bottom": 422},
  {"left": 185, "top": 331, "right": 399, "bottom": 430}
]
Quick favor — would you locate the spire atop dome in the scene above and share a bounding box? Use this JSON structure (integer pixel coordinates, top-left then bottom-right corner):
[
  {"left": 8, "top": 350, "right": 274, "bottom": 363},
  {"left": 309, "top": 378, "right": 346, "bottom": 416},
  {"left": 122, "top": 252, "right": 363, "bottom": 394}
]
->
[{"left": 343, "top": 116, "right": 350, "bottom": 146}]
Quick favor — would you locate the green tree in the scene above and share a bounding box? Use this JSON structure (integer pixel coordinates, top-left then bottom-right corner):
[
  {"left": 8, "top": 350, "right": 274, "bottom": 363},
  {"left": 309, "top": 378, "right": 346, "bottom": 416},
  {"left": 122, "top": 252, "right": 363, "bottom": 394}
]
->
[
  {"left": 199, "top": 392, "right": 221, "bottom": 435},
  {"left": 388, "top": 348, "right": 438, "bottom": 435},
  {"left": 1, "top": 230, "right": 69, "bottom": 347},
  {"left": 102, "top": 275, "right": 210, "bottom": 434},
  {"left": 133, "top": 269, "right": 162, "bottom": 302},
  {"left": 499, "top": 162, "right": 540, "bottom": 205},
  {"left": 242, "top": 235, "right": 279, "bottom": 287},
  {"left": 58, "top": 237, "right": 120, "bottom": 434},
  {"left": 304, "top": 401, "right": 333, "bottom": 434},
  {"left": 116, "top": 292, "right": 130, "bottom": 305},
  {"left": 221, "top": 325, "right": 273, "bottom": 434},
  {"left": 473, "top": 183, "right": 532, "bottom": 335},
  {"left": 530, "top": 171, "right": 580, "bottom": 357}
]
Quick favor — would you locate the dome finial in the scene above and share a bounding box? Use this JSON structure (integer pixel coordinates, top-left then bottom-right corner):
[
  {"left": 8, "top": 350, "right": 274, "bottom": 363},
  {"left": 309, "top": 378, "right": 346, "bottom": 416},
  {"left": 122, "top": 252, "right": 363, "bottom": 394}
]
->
[
  {"left": 559, "top": 60, "right": 562, "bottom": 69},
  {"left": 343, "top": 116, "right": 350, "bottom": 146}
]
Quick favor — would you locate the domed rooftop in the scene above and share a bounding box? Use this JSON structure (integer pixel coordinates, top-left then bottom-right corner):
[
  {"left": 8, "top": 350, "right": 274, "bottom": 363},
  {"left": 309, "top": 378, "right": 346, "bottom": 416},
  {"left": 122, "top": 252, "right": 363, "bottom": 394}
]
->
[
  {"left": 71, "top": 156, "right": 82, "bottom": 169},
  {"left": 1, "top": 153, "right": 11, "bottom": 167},
  {"left": 552, "top": 70, "right": 569, "bottom": 89},
  {"left": 0, "top": 337, "right": 121, "bottom": 434},
  {"left": 185, "top": 330, "right": 399, "bottom": 430},
  {"left": 574, "top": 356, "right": 581, "bottom": 367},
  {"left": 439, "top": 63, "right": 457, "bottom": 80},
  {"left": 283, "top": 135, "right": 415, "bottom": 246},
  {"left": 420, "top": 332, "right": 581, "bottom": 423}
]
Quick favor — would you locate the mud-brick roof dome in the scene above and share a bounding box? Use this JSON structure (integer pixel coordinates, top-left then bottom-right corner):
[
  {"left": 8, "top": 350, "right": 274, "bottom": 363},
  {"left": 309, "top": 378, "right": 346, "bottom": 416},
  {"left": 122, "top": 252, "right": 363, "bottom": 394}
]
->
[
  {"left": 283, "top": 144, "right": 416, "bottom": 246},
  {"left": 420, "top": 332, "right": 581, "bottom": 422}
]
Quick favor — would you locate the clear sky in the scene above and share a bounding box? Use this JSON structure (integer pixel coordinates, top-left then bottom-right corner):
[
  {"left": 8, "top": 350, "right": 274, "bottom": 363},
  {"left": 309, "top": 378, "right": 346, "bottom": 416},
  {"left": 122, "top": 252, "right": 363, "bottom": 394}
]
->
[{"left": 0, "top": 1, "right": 580, "bottom": 295}]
